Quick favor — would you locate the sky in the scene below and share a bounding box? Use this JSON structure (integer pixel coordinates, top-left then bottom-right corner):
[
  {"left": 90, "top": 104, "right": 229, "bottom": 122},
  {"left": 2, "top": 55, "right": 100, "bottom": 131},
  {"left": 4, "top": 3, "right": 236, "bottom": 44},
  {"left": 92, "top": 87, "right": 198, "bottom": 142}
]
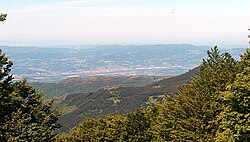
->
[{"left": 0, "top": 0, "right": 250, "bottom": 47}]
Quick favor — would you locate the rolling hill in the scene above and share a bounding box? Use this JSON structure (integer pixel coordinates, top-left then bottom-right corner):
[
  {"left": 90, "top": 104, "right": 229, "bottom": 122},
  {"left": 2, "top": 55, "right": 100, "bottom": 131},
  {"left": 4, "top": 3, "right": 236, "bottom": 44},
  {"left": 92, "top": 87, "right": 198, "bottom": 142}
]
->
[
  {"left": 56, "top": 67, "right": 198, "bottom": 132},
  {"left": 32, "top": 75, "right": 168, "bottom": 98}
]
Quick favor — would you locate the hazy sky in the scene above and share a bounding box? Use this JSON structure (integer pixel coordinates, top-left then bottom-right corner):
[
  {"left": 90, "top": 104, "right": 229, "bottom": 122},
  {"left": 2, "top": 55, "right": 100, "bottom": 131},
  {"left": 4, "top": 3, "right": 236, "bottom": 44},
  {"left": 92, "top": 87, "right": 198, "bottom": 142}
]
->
[{"left": 0, "top": 0, "right": 250, "bottom": 46}]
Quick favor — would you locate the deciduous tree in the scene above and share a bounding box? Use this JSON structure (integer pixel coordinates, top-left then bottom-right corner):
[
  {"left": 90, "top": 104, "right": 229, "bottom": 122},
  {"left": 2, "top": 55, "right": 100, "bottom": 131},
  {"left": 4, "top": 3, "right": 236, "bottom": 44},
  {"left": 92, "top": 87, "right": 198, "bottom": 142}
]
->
[
  {"left": 152, "top": 47, "right": 239, "bottom": 141},
  {"left": 216, "top": 48, "right": 250, "bottom": 142}
]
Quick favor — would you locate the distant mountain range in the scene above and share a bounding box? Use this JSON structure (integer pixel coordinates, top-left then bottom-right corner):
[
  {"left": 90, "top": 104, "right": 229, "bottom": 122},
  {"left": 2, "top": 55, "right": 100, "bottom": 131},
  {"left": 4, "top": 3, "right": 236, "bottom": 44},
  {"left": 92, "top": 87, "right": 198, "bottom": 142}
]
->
[{"left": 0, "top": 44, "right": 246, "bottom": 82}]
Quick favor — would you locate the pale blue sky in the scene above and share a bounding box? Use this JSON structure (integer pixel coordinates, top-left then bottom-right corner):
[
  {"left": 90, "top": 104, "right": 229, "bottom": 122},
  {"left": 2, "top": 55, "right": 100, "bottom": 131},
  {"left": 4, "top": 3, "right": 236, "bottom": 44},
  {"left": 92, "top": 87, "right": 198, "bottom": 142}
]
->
[{"left": 0, "top": 0, "right": 250, "bottom": 46}]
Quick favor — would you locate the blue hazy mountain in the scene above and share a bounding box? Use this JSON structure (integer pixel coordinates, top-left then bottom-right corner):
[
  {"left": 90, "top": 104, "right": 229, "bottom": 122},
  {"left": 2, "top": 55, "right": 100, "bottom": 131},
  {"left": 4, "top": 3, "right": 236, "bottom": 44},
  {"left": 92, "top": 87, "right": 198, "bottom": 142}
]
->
[{"left": 0, "top": 44, "right": 246, "bottom": 82}]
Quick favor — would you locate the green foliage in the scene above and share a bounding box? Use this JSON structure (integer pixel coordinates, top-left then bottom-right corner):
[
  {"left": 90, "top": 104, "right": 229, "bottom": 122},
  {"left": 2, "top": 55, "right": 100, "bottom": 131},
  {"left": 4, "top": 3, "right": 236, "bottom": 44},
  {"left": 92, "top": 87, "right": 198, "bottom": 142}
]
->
[
  {"left": 0, "top": 13, "right": 7, "bottom": 21},
  {"left": 215, "top": 48, "right": 250, "bottom": 142},
  {"left": 122, "top": 109, "right": 153, "bottom": 142},
  {"left": 56, "top": 115, "right": 126, "bottom": 142},
  {"left": 0, "top": 49, "right": 60, "bottom": 141},
  {"left": 57, "top": 108, "right": 156, "bottom": 142},
  {"left": 151, "top": 46, "right": 238, "bottom": 141}
]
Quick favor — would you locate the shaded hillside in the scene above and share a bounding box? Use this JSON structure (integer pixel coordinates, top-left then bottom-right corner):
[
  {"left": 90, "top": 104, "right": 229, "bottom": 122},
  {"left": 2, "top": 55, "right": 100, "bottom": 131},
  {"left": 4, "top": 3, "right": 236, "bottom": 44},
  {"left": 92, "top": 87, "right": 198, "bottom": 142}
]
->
[
  {"left": 58, "top": 67, "right": 198, "bottom": 132},
  {"left": 59, "top": 87, "right": 161, "bottom": 132},
  {"left": 150, "top": 66, "right": 200, "bottom": 94},
  {"left": 32, "top": 75, "right": 167, "bottom": 98}
]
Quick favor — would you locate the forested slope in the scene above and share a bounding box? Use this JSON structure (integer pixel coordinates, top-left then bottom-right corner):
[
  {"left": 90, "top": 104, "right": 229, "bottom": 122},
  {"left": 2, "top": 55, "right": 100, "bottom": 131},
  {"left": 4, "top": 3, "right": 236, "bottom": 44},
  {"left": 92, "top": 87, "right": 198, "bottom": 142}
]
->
[{"left": 56, "top": 47, "right": 250, "bottom": 142}]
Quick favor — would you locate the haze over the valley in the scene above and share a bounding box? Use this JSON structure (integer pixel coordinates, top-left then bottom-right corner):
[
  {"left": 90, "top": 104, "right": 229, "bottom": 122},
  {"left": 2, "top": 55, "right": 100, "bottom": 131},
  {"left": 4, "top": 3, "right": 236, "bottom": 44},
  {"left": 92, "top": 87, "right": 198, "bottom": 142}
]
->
[{"left": 0, "top": 0, "right": 250, "bottom": 47}]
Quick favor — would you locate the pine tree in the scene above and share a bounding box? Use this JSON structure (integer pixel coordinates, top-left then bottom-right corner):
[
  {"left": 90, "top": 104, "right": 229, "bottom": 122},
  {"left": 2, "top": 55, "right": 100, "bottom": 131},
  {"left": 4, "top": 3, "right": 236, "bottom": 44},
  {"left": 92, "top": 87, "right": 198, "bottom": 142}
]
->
[{"left": 0, "top": 49, "right": 60, "bottom": 141}]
